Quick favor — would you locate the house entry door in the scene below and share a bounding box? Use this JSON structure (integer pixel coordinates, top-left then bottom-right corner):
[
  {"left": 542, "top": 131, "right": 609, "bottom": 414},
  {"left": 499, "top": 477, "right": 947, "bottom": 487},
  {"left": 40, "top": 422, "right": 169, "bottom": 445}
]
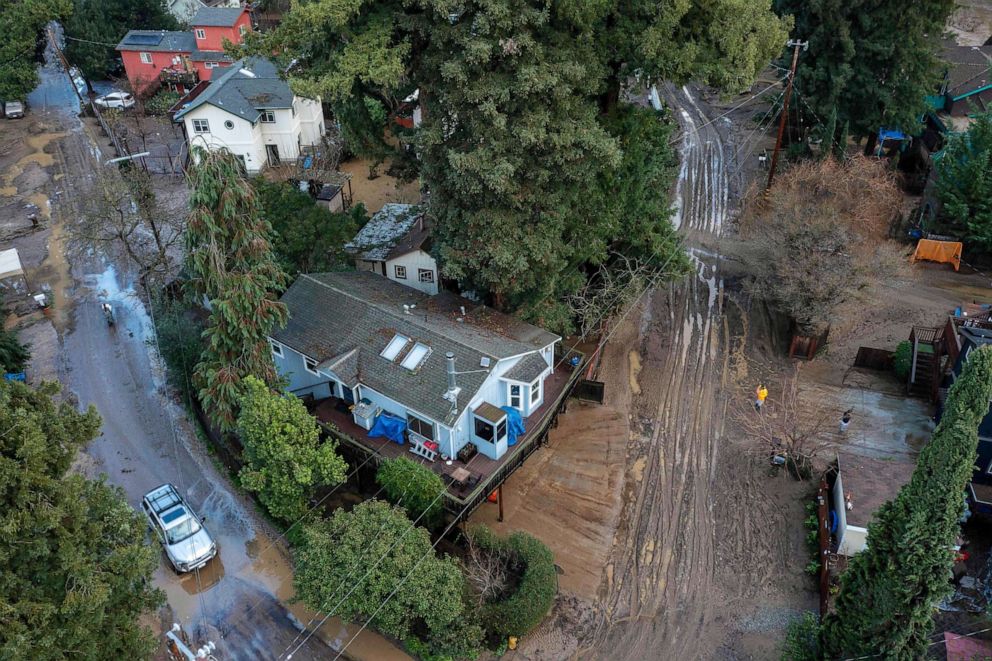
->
[{"left": 265, "top": 144, "right": 280, "bottom": 166}]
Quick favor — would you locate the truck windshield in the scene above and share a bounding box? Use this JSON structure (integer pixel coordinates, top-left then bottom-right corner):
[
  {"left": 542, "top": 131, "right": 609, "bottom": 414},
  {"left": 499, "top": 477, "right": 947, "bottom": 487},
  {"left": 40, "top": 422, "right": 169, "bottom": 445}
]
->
[{"left": 165, "top": 518, "right": 202, "bottom": 544}]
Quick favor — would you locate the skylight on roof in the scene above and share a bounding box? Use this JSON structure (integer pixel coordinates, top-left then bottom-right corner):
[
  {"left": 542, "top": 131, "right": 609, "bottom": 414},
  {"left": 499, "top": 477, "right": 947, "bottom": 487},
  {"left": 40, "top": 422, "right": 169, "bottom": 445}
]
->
[
  {"left": 381, "top": 334, "right": 410, "bottom": 361},
  {"left": 400, "top": 342, "right": 431, "bottom": 371}
]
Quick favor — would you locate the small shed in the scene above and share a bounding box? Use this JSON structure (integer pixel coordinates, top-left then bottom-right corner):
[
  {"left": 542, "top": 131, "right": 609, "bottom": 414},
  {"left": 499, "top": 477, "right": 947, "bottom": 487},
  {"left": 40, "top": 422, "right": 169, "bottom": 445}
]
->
[
  {"left": 833, "top": 451, "right": 916, "bottom": 556},
  {"left": 0, "top": 248, "right": 27, "bottom": 295},
  {"left": 316, "top": 183, "right": 345, "bottom": 213}
]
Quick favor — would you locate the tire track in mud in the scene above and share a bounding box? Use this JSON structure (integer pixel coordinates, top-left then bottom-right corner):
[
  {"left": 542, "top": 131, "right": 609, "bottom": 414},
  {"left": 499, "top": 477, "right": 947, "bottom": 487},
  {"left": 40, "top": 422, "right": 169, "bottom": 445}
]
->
[{"left": 584, "top": 85, "right": 732, "bottom": 660}]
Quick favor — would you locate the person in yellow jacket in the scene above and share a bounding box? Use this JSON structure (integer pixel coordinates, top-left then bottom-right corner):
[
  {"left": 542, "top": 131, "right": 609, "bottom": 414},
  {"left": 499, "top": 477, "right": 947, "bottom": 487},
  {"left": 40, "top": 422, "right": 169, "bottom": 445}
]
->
[{"left": 755, "top": 384, "right": 768, "bottom": 411}]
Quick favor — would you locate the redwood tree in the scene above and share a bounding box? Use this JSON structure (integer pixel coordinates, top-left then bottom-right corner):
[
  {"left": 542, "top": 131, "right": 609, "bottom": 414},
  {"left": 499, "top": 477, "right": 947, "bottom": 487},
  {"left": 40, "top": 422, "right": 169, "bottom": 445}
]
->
[
  {"left": 184, "top": 147, "right": 288, "bottom": 430},
  {"left": 823, "top": 345, "right": 992, "bottom": 658}
]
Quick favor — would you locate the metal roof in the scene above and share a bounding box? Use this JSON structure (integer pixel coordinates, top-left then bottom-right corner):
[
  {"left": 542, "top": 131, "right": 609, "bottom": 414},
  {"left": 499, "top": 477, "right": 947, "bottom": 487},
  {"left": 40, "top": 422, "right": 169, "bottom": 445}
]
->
[
  {"left": 191, "top": 6, "right": 245, "bottom": 26},
  {"left": 173, "top": 57, "right": 294, "bottom": 122},
  {"left": 117, "top": 30, "right": 196, "bottom": 53},
  {"left": 271, "top": 272, "right": 559, "bottom": 423}
]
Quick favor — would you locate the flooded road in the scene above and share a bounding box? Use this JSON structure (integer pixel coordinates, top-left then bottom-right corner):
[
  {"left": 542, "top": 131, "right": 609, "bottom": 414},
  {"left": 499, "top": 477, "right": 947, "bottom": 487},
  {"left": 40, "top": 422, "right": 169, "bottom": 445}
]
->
[{"left": 12, "top": 38, "right": 407, "bottom": 661}]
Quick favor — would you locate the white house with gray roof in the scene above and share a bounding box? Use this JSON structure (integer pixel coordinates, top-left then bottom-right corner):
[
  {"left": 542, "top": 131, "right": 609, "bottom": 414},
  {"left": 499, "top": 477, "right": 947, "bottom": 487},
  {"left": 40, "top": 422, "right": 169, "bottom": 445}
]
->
[
  {"left": 174, "top": 57, "right": 325, "bottom": 173},
  {"left": 269, "top": 271, "right": 560, "bottom": 462},
  {"left": 344, "top": 203, "right": 439, "bottom": 295}
]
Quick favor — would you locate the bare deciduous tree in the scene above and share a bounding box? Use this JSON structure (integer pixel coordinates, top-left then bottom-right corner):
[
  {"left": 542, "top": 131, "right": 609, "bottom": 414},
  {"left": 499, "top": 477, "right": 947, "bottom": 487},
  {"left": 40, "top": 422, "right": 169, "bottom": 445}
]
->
[{"left": 463, "top": 530, "right": 511, "bottom": 606}]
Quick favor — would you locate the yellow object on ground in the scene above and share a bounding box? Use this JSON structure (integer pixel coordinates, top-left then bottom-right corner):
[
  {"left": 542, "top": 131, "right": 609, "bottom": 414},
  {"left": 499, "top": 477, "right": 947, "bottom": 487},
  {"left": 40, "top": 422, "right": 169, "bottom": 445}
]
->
[
  {"left": 509, "top": 637, "right": 518, "bottom": 650},
  {"left": 911, "top": 239, "right": 962, "bottom": 271}
]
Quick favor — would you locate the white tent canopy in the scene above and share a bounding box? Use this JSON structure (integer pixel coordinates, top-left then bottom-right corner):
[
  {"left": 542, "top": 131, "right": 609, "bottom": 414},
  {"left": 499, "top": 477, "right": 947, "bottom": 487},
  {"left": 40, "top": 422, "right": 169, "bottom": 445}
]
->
[{"left": 0, "top": 248, "right": 24, "bottom": 281}]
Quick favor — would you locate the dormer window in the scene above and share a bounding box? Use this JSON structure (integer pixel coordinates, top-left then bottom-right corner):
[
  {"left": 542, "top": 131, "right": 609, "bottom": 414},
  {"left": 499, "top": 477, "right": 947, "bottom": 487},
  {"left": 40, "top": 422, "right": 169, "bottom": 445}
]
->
[
  {"left": 381, "top": 334, "right": 410, "bottom": 361},
  {"left": 400, "top": 342, "right": 431, "bottom": 371}
]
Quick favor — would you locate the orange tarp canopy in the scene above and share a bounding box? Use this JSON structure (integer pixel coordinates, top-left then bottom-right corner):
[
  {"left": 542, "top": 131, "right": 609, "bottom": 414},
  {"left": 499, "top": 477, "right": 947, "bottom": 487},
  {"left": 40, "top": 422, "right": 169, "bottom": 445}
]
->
[{"left": 911, "top": 239, "right": 962, "bottom": 271}]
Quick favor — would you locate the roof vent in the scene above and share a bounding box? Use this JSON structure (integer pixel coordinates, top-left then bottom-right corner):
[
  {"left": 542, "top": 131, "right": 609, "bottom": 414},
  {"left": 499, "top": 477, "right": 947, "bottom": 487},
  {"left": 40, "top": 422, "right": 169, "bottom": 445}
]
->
[
  {"left": 480, "top": 357, "right": 491, "bottom": 368},
  {"left": 240, "top": 68, "right": 256, "bottom": 78}
]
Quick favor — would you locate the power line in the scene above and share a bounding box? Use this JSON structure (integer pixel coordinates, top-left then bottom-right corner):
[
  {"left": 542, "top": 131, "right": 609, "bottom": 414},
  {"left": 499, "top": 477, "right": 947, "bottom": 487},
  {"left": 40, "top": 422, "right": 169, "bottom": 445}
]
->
[
  {"left": 666, "top": 77, "right": 787, "bottom": 148},
  {"left": 63, "top": 34, "right": 120, "bottom": 48},
  {"left": 841, "top": 626, "right": 992, "bottom": 660}
]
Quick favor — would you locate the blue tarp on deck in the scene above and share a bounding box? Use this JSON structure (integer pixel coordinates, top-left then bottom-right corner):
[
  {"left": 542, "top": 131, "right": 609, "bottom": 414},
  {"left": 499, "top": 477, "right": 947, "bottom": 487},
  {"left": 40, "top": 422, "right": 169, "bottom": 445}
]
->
[
  {"left": 501, "top": 406, "right": 526, "bottom": 447},
  {"left": 369, "top": 413, "right": 406, "bottom": 445}
]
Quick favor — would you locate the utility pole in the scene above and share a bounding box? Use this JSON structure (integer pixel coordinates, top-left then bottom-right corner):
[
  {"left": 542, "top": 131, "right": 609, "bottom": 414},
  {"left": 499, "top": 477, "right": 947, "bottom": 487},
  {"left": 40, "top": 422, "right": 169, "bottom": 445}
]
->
[{"left": 765, "top": 39, "right": 808, "bottom": 191}]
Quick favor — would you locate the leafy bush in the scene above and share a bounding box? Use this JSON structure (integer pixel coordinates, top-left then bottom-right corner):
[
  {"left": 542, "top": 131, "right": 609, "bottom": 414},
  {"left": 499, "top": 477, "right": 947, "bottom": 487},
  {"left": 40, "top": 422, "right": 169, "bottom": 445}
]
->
[
  {"left": 893, "top": 340, "right": 912, "bottom": 381},
  {"left": 781, "top": 612, "right": 821, "bottom": 661},
  {"left": 469, "top": 526, "right": 557, "bottom": 639},
  {"left": 149, "top": 291, "right": 206, "bottom": 400},
  {"left": 376, "top": 456, "right": 446, "bottom": 527},
  {"left": 0, "top": 293, "right": 29, "bottom": 374},
  {"left": 144, "top": 89, "right": 181, "bottom": 115}
]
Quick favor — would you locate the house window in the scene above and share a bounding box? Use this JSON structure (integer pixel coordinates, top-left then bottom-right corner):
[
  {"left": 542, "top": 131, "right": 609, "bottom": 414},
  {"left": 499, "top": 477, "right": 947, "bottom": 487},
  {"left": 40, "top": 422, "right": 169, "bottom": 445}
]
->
[
  {"left": 304, "top": 356, "right": 319, "bottom": 375},
  {"left": 400, "top": 342, "right": 431, "bottom": 371},
  {"left": 195, "top": 28, "right": 206, "bottom": 40},
  {"left": 509, "top": 384, "right": 521, "bottom": 409},
  {"left": 407, "top": 413, "right": 435, "bottom": 441},
  {"left": 474, "top": 416, "right": 507, "bottom": 442},
  {"left": 239, "top": 24, "right": 247, "bottom": 36},
  {"left": 139, "top": 52, "right": 153, "bottom": 64},
  {"left": 269, "top": 339, "right": 283, "bottom": 358},
  {"left": 418, "top": 269, "right": 434, "bottom": 283},
  {"left": 394, "top": 265, "right": 407, "bottom": 279},
  {"left": 192, "top": 119, "right": 209, "bottom": 133},
  {"left": 204, "top": 61, "right": 219, "bottom": 69},
  {"left": 224, "top": 119, "right": 235, "bottom": 130},
  {"left": 260, "top": 110, "right": 276, "bottom": 123},
  {"left": 381, "top": 334, "right": 410, "bottom": 361},
  {"left": 530, "top": 378, "right": 541, "bottom": 404}
]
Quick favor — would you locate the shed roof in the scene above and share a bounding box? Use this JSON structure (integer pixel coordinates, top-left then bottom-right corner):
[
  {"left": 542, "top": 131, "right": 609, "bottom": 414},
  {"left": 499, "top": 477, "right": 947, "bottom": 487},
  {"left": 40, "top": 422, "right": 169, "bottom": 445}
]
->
[
  {"left": 942, "top": 43, "right": 992, "bottom": 97},
  {"left": 191, "top": 6, "right": 245, "bottom": 26},
  {"left": 271, "top": 272, "right": 559, "bottom": 422},
  {"left": 504, "top": 352, "right": 549, "bottom": 383},
  {"left": 0, "top": 248, "right": 24, "bottom": 280},
  {"left": 173, "top": 57, "right": 294, "bottom": 121},
  {"left": 474, "top": 402, "right": 506, "bottom": 424},
  {"left": 344, "top": 203, "right": 425, "bottom": 261},
  {"left": 117, "top": 30, "right": 196, "bottom": 53},
  {"left": 838, "top": 451, "right": 915, "bottom": 528}
]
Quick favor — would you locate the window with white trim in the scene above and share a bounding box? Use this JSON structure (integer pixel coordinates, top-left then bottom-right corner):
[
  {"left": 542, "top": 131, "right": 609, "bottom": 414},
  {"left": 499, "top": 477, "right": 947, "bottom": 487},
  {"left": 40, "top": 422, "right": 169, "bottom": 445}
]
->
[
  {"left": 407, "top": 413, "right": 435, "bottom": 441},
  {"left": 239, "top": 24, "right": 247, "bottom": 36},
  {"left": 304, "top": 356, "right": 319, "bottom": 375},
  {"left": 192, "top": 119, "right": 210, "bottom": 133},
  {"left": 418, "top": 269, "right": 434, "bottom": 283},
  {"left": 530, "top": 378, "right": 541, "bottom": 404},
  {"left": 269, "top": 339, "right": 283, "bottom": 358},
  {"left": 260, "top": 110, "right": 276, "bottom": 123},
  {"left": 204, "top": 61, "right": 219, "bottom": 69},
  {"left": 509, "top": 384, "right": 521, "bottom": 409},
  {"left": 400, "top": 342, "right": 431, "bottom": 371},
  {"left": 394, "top": 265, "right": 407, "bottom": 279},
  {"left": 139, "top": 52, "right": 153, "bottom": 64},
  {"left": 381, "top": 334, "right": 410, "bottom": 361},
  {"left": 195, "top": 28, "right": 206, "bottom": 40}
]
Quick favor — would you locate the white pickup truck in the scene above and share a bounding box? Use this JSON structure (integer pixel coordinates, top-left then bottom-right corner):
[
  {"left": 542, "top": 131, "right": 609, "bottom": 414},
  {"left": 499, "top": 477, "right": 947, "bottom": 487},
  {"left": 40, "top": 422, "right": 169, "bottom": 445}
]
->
[
  {"left": 3, "top": 101, "right": 25, "bottom": 119},
  {"left": 142, "top": 483, "right": 217, "bottom": 573}
]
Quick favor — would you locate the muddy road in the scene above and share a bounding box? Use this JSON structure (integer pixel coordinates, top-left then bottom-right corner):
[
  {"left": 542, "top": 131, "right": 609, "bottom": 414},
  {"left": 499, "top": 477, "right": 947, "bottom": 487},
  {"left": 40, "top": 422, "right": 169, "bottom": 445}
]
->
[{"left": 9, "top": 47, "right": 406, "bottom": 661}]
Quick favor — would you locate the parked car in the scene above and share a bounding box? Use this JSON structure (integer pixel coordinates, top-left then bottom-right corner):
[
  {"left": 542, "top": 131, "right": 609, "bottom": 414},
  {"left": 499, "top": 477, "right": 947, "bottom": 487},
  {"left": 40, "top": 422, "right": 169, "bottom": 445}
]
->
[
  {"left": 141, "top": 483, "right": 216, "bottom": 573},
  {"left": 94, "top": 92, "right": 135, "bottom": 110},
  {"left": 3, "top": 101, "right": 25, "bottom": 119}
]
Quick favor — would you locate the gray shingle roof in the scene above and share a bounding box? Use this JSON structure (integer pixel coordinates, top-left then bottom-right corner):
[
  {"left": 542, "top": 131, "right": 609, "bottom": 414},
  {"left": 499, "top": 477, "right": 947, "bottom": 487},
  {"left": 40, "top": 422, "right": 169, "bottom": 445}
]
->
[
  {"left": 117, "top": 30, "right": 196, "bottom": 53},
  {"left": 344, "top": 204, "right": 423, "bottom": 261},
  {"left": 271, "top": 272, "right": 560, "bottom": 423},
  {"left": 191, "top": 6, "right": 245, "bottom": 26},
  {"left": 503, "top": 352, "right": 549, "bottom": 383},
  {"left": 190, "top": 49, "right": 232, "bottom": 62},
  {"left": 173, "top": 57, "right": 294, "bottom": 121}
]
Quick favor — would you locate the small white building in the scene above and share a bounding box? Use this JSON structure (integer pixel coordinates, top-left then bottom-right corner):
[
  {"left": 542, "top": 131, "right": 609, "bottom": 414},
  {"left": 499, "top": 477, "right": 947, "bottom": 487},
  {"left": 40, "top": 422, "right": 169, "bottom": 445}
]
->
[
  {"left": 174, "top": 57, "right": 325, "bottom": 173},
  {"left": 833, "top": 451, "right": 915, "bottom": 556},
  {"left": 344, "top": 203, "right": 439, "bottom": 295}
]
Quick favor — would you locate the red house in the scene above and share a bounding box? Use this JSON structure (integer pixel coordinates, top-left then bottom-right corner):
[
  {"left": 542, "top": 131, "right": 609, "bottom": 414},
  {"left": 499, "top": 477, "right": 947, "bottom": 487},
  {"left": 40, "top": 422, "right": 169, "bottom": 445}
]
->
[{"left": 116, "top": 6, "right": 251, "bottom": 96}]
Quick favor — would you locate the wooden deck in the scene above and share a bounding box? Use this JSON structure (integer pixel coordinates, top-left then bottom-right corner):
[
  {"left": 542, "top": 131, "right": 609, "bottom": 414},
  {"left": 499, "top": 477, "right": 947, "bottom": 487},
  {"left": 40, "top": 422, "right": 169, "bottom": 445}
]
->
[{"left": 312, "top": 365, "right": 579, "bottom": 513}]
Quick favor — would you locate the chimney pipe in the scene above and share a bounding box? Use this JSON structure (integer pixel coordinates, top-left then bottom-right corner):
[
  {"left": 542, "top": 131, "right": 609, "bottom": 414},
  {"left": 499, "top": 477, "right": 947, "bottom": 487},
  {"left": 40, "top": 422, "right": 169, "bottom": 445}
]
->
[{"left": 446, "top": 352, "right": 457, "bottom": 391}]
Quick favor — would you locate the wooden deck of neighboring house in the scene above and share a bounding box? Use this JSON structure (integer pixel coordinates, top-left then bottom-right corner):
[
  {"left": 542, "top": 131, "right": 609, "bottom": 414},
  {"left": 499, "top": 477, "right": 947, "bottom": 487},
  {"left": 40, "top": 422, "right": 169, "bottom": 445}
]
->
[{"left": 310, "top": 363, "right": 581, "bottom": 518}]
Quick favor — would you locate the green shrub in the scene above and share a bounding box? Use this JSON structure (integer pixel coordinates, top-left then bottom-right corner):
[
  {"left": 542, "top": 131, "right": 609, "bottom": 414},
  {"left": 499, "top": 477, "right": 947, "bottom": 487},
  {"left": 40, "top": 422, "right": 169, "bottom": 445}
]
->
[
  {"left": 149, "top": 292, "right": 206, "bottom": 400},
  {"left": 145, "top": 89, "right": 181, "bottom": 115},
  {"left": 469, "top": 526, "right": 557, "bottom": 639},
  {"left": 893, "top": 340, "right": 912, "bottom": 381},
  {"left": 376, "top": 456, "right": 446, "bottom": 527},
  {"left": 781, "top": 612, "right": 821, "bottom": 661}
]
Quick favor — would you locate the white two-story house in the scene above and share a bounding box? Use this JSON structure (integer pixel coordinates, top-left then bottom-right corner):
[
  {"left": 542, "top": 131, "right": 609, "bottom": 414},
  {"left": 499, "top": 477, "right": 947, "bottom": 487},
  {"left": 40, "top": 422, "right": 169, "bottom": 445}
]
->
[
  {"left": 269, "top": 272, "right": 561, "bottom": 464},
  {"left": 344, "top": 203, "right": 439, "bottom": 295},
  {"left": 174, "top": 57, "right": 325, "bottom": 173}
]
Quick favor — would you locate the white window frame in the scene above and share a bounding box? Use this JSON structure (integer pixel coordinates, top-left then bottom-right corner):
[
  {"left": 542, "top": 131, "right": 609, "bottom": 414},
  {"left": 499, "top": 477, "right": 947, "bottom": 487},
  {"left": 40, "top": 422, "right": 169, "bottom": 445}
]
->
[
  {"left": 239, "top": 24, "right": 247, "bottom": 36},
  {"left": 195, "top": 28, "right": 206, "bottom": 40},
  {"left": 269, "top": 339, "right": 283, "bottom": 358},
  {"left": 192, "top": 118, "right": 210, "bottom": 134},
  {"left": 304, "top": 356, "right": 319, "bottom": 376},
  {"left": 418, "top": 268, "right": 434, "bottom": 283},
  {"left": 509, "top": 383, "right": 521, "bottom": 409},
  {"left": 260, "top": 110, "right": 276, "bottom": 123},
  {"left": 381, "top": 334, "right": 410, "bottom": 361},
  {"left": 139, "top": 52, "right": 153, "bottom": 64},
  {"left": 394, "top": 265, "right": 407, "bottom": 279},
  {"left": 400, "top": 342, "right": 431, "bottom": 371},
  {"left": 407, "top": 412, "right": 435, "bottom": 441},
  {"left": 204, "top": 61, "right": 219, "bottom": 69},
  {"left": 530, "top": 378, "right": 541, "bottom": 404}
]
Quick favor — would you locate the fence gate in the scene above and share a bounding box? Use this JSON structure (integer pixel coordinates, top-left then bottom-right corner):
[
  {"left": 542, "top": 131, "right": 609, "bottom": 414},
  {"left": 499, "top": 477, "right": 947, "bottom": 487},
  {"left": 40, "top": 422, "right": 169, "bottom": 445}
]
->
[{"left": 572, "top": 379, "right": 605, "bottom": 404}]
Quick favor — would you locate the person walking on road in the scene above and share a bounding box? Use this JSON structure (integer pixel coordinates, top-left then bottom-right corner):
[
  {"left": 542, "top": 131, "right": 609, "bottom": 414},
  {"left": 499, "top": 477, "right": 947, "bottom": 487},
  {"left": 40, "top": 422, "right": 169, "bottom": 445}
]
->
[
  {"left": 755, "top": 384, "right": 768, "bottom": 411},
  {"left": 839, "top": 409, "right": 853, "bottom": 433}
]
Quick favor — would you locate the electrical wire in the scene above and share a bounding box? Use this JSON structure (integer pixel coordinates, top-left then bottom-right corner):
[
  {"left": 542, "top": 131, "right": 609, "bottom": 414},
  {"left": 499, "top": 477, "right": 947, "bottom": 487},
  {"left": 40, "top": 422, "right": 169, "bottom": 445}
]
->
[{"left": 665, "top": 77, "right": 787, "bottom": 148}]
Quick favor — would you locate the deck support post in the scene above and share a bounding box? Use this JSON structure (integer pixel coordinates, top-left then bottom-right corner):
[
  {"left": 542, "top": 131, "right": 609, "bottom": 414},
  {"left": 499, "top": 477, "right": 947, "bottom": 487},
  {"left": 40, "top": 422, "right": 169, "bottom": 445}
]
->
[{"left": 497, "top": 485, "right": 504, "bottom": 522}]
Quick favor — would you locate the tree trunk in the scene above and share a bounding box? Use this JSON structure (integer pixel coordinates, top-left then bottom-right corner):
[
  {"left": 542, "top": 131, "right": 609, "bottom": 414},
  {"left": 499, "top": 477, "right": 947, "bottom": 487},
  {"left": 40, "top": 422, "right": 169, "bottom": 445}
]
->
[{"left": 863, "top": 131, "right": 878, "bottom": 157}]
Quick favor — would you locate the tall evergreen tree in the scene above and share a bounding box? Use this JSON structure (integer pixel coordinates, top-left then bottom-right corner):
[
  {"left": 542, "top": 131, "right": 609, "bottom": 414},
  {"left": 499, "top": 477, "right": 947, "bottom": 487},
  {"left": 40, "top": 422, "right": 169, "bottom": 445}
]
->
[
  {"left": 184, "top": 148, "right": 288, "bottom": 431},
  {"left": 823, "top": 346, "right": 992, "bottom": 659},
  {"left": 0, "top": 0, "right": 71, "bottom": 100},
  {"left": 935, "top": 111, "right": 992, "bottom": 251},
  {"left": 0, "top": 379, "right": 163, "bottom": 659},
  {"left": 776, "top": 0, "right": 954, "bottom": 146}
]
